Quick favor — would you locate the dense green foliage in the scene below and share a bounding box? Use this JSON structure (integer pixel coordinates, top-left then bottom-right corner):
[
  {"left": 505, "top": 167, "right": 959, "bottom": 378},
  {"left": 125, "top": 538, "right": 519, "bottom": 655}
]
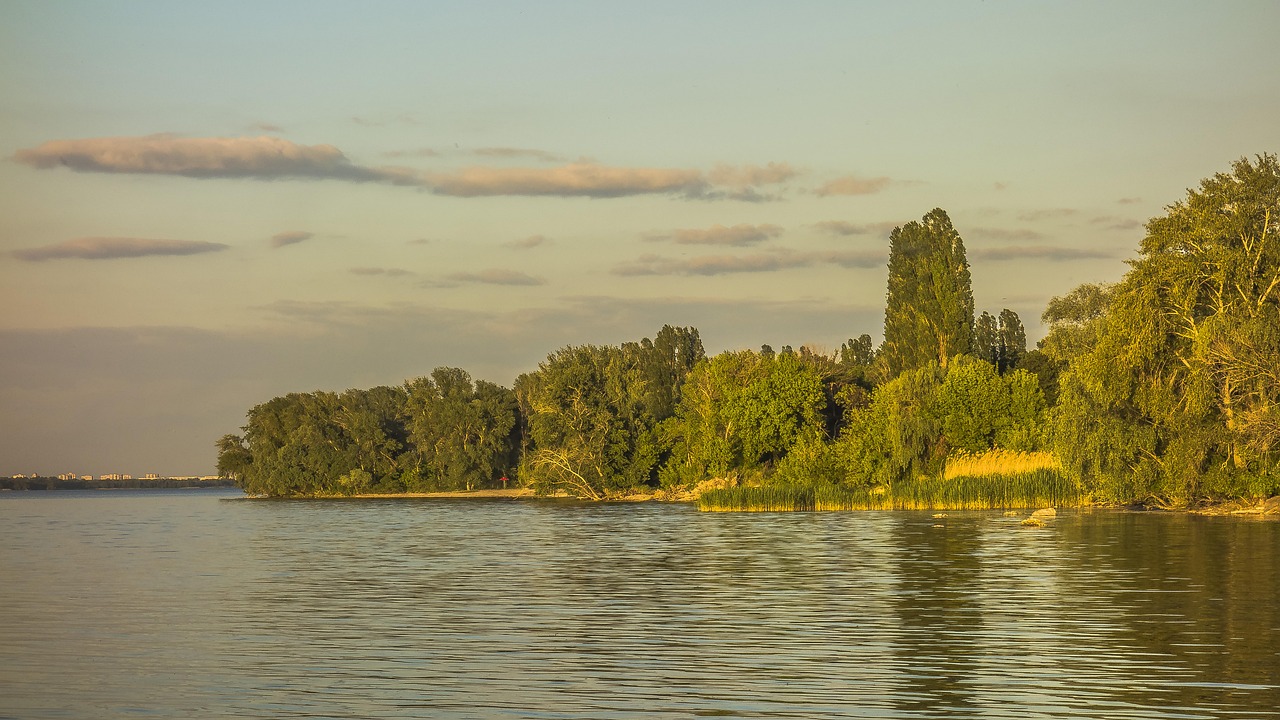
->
[
  {"left": 222, "top": 370, "right": 519, "bottom": 496},
  {"left": 219, "top": 154, "right": 1280, "bottom": 507},
  {"left": 881, "top": 209, "right": 975, "bottom": 376},
  {"left": 1046, "top": 154, "right": 1280, "bottom": 506}
]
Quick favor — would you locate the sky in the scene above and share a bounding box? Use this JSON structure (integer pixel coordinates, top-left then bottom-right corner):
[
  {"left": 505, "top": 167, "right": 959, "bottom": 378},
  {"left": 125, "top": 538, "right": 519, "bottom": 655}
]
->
[{"left": 1, "top": 1, "right": 1277, "bottom": 477}]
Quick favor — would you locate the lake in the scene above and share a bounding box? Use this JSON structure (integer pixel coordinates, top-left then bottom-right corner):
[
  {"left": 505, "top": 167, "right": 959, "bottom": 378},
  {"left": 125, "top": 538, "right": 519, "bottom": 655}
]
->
[{"left": 1, "top": 488, "right": 1277, "bottom": 719}]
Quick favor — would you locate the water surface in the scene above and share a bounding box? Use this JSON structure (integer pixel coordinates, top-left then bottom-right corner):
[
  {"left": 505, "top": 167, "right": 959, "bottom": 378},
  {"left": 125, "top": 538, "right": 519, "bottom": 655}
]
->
[{"left": 1, "top": 489, "right": 1277, "bottom": 719}]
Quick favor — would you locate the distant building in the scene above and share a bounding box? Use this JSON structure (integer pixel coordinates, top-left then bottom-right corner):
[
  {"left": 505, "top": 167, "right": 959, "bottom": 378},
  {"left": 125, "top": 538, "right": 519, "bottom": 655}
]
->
[{"left": 80, "top": 475, "right": 92, "bottom": 481}]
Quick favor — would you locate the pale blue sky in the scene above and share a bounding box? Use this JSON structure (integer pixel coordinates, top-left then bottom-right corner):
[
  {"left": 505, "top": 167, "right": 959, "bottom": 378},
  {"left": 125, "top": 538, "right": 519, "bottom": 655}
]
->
[{"left": 2, "top": 1, "right": 1277, "bottom": 476}]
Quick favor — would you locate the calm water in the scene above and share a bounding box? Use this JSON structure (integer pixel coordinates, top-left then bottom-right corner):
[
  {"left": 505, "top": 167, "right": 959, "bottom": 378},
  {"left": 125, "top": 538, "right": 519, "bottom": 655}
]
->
[{"left": 1, "top": 489, "right": 1277, "bottom": 719}]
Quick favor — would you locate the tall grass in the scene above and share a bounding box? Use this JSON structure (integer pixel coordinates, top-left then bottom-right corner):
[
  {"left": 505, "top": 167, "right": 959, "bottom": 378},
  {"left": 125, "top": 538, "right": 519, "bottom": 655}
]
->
[
  {"left": 944, "top": 450, "right": 1061, "bottom": 480},
  {"left": 699, "top": 450, "right": 1082, "bottom": 512}
]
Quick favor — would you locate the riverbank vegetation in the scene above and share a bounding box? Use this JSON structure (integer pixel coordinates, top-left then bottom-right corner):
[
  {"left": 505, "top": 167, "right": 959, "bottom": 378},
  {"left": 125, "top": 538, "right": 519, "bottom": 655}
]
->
[{"left": 218, "top": 154, "right": 1280, "bottom": 509}]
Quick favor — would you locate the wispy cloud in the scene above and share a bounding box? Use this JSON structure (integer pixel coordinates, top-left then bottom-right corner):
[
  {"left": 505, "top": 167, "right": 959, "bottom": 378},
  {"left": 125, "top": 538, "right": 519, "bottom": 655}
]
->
[
  {"left": 1090, "top": 215, "right": 1142, "bottom": 231},
  {"left": 248, "top": 122, "right": 283, "bottom": 133},
  {"left": 968, "top": 226, "right": 1047, "bottom": 242},
  {"left": 815, "top": 175, "right": 891, "bottom": 197},
  {"left": 969, "top": 245, "right": 1116, "bottom": 262},
  {"left": 813, "top": 220, "right": 900, "bottom": 237},
  {"left": 15, "top": 135, "right": 794, "bottom": 201},
  {"left": 382, "top": 147, "right": 442, "bottom": 159},
  {"left": 505, "top": 235, "right": 551, "bottom": 249},
  {"left": 708, "top": 162, "right": 798, "bottom": 187},
  {"left": 13, "top": 134, "right": 402, "bottom": 183},
  {"left": 12, "top": 237, "right": 228, "bottom": 262},
  {"left": 421, "top": 162, "right": 708, "bottom": 198},
  {"left": 614, "top": 252, "right": 811, "bottom": 276},
  {"left": 443, "top": 269, "right": 546, "bottom": 286},
  {"left": 817, "top": 249, "right": 886, "bottom": 268},
  {"left": 422, "top": 161, "right": 795, "bottom": 201},
  {"left": 1015, "top": 208, "right": 1079, "bottom": 222},
  {"left": 472, "top": 147, "right": 564, "bottom": 162},
  {"left": 1117, "top": 197, "right": 1142, "bottom": 205},
  {"left": 612, "top": 248, "right": 883, "bottom": 276},
  {"left": 351, "top": 267, "right": 414, "bottom": 277},
  {"left": 649, "top": 224, "right": 783, "bottom": 247},
  {"left": 270, "top": 230, "right": 313, "bottom": 248}
]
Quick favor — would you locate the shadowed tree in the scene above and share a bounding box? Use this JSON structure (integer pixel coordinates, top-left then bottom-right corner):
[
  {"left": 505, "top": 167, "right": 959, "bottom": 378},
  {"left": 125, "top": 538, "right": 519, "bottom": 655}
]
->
[{"left": 997, "top": 308, "right": 1026, "bottom": 373}]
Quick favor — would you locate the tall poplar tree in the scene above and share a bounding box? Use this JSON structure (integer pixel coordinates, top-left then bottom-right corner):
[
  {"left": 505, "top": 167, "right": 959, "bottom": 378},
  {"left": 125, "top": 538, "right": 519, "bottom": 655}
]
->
[
  {"left": 881, "top": 208, "right": 975, "bottom": 377},
  {"left": 997, "top": 308, "right": 1026, "bottom": 372},
  {"left": 973, "top": 311, "right": 1000, "bottom": 366}
]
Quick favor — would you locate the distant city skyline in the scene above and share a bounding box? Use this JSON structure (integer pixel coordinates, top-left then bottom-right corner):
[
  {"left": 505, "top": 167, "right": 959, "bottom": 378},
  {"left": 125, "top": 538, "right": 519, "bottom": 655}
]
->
[{"left": 2, "top": 1, "right": 1278, "bottom": 475}]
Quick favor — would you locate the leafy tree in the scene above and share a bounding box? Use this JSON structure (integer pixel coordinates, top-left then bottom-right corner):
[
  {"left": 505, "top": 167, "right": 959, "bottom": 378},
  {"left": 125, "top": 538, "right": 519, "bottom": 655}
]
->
[
  {"left": 973, "top": 311, "right": 1000, "bottom": 367},
  {"left": 972, "top": 309, "right": 1025, "bottom": 372},
  {"left": 215, "top": 434, "right": 251, "bottom": 480},
  {"left": 997, "top": 308, "right": 1026, "bottom": 372},
  {"left": 1039, "top": 283, "right": 1116, "bottom": 364},
  {"left": 661, "top": 349, "right": 826, "bottom": 486},
  {"left": 839, "top": 334, "right": 875, "bottom": 366},
  {"left": 881, "top": 209, "right": 975, "bottom": 377},
  {"left": 405, "top": 368, "right": 518, "bottom": 491},
  {"left": 936, "top": 355, "right": 1009, "bottom": 453},
  {"left": 518, "top": 327, "right": 702, "bottom": 498},
  {"left": 1050, "top": 154, "right": 1280, "bottom": 505}
]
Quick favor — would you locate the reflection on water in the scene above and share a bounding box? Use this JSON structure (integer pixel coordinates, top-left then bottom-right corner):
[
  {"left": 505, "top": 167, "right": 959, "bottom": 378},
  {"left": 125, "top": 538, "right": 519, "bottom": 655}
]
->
[{"left": 1, "top": 489, "right": 1277, "bottom": 719}]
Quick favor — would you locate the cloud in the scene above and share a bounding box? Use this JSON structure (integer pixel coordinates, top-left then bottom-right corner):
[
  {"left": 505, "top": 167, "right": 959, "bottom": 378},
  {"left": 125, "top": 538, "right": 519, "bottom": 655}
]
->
[
  {"left": 13, "top": 134, "right": 402, "bottom": 183},
  {"left": 270, "top": 230, "right": 313, "bottom": 248},
  {"left": 993, "top": 182, "right": 1009, "bottom": 191},
  {"left": 443, "top": 269, "right": 546, "bottom": 286},
  {"left": 505, "top": 235, "right": 551, "bottom": 249},
  {"left": 472, "top": 147, "right": 565, "bottom": 162},
  {"left": 15, "top": 135, "right": 795, "bottom": 201},
  {"left": 12, "top": 237, "right": 228, "bottom": 262},
  {"left": 383, "top": 147, "right": 442, "bottom": 158},
  {"left": 708, "top": 162, "right": 798, "bottom": 187},
  {"left": 612, "top": 248, "right": 883, "bottom": 276},
  {"left": 649, "top": 223, "right": 783, "bottom": 247},
  {"left": 351, "top": 267, "right": 414, "bottom": 277},
  {"left": 815, "top": 249, "right": 887, "bottom": 269},
  {"left": 1015, "top": 208, "right": 1079, "bottom": 222},
  {"left": 813, "top": 220, "right": 900, "bottom": 237},
  {"left": 421, "top": 162, "right": 708, "bottom": 198},
  {"left": 1117, "top": 197, "right": 1142, "bottom": 205},
  {"left": 969, "top": 245, "right": 1116, "bottom": 262},
  {"left": 1090, "top": 215, "right": 1142, "bottom": 231},
  {"left": 248, "top": 122, "right": 283, "bottom": 133},
  {"left": 968, "top": 226, "right": 1047, "bottom": 242},
  {"left": 815, "top": 175, "right": 891, "bottom": 197},
  {"left": 613, "top": 252, "right": 802, "bottom": 276}
]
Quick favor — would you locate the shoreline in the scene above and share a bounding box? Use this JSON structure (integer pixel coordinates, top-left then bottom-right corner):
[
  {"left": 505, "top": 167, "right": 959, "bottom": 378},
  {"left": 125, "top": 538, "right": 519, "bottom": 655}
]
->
[{"left": 242, "top": 487, "right": 1280, "bottom": 515}]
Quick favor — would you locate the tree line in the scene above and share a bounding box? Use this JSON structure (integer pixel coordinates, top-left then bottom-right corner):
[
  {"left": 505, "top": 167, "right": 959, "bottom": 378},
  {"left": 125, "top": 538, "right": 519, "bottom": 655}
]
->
[{"left": 219, "top": 154, "right": 1280, "bottom": 506}]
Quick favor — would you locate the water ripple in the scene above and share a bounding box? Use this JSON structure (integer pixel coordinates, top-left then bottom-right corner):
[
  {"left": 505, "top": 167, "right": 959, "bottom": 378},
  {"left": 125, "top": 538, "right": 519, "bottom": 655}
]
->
[{"left": 1, "top": 491, "right": 1278, "bottom": 719}]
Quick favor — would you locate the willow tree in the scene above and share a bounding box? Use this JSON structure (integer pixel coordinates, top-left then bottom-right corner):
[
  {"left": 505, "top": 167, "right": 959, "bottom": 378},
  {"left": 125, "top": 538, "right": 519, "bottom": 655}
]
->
[
  {"left": 1050, "top": 154, "right": 1280, "bottom": 504},
  {"left": 881, "top": 209, "right": 975, "bottom": 378}
]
